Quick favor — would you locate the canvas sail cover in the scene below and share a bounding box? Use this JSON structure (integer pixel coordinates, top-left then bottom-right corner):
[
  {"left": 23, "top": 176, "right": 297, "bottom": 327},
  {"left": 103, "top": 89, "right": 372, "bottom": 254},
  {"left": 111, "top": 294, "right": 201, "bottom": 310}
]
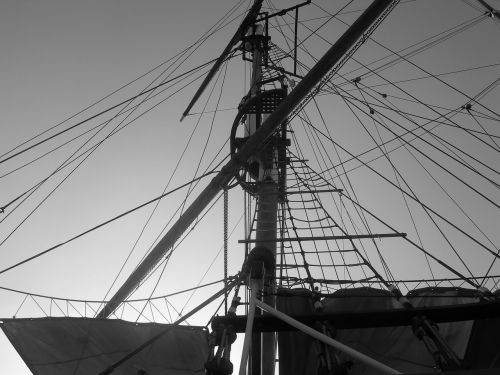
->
[
  {"left": 0, "top": 317, "right": 208, "bottom": 375},
  {"left": 277, "top": 287, "right": 500, "bottom": 375}
]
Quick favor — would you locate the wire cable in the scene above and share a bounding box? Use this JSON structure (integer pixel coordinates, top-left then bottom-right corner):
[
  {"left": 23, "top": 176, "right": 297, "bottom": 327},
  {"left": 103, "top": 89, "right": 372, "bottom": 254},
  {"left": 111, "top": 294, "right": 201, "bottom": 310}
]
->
[{"left": 0, "top": 171, "right": 217, "bottom": 276}]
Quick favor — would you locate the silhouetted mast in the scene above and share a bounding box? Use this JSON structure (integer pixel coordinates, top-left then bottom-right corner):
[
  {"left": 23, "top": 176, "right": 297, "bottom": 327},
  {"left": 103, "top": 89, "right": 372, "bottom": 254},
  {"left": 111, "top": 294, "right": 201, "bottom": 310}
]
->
[{"left": 97, "top": 1, "right": 400, "bottom": 337}]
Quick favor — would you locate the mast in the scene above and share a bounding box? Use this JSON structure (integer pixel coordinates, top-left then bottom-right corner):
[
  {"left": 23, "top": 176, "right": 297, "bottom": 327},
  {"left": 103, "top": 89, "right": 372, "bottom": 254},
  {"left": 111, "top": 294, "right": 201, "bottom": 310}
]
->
[
  {"left": 242, "top": 23, "right": 281, "bottom": 375},
  {"left": 97, "top": 0, "right": 400, "bottom": 330}
]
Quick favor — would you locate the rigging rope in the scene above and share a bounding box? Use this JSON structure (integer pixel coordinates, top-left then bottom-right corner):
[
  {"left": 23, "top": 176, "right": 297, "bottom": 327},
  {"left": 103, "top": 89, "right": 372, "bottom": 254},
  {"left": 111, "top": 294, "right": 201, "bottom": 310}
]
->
[
  {"left": 0, "top": 171, "right": 217, "bottom": 276},
  {"left": 349, "top": 83, "right": 477, "bottom": 281},
  {"left": 266, "top": 0, "right": 396, "bottom": 289}
]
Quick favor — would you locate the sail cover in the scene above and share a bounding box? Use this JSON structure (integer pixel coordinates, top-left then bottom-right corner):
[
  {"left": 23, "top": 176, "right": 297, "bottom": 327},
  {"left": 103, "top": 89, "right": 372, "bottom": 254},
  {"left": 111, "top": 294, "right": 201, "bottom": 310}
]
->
[
  {"left": 277, "top": 287, "right": 500, "bottom": 375},
  {"left": 0, "top": 317, "right": 208, "bottom": 375}
]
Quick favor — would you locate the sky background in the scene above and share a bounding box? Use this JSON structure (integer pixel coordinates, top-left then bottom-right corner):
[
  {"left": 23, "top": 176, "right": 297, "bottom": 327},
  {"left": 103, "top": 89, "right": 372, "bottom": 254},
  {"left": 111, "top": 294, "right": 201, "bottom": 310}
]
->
[
  {"left": 1, "top": 0, "right": 499, "bottom": 374},
  {"left": 1, "top": 1, "right": 248, "bottom": 373}
]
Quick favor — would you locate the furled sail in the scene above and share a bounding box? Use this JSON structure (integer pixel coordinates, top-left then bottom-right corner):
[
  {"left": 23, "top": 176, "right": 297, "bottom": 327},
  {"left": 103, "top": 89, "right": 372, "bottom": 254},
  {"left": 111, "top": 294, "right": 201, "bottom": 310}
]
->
[
  {"left": 277, "top": 287, "right": 500, "bottom": 375},
  {"left": 0, "top": 317, "right": 208, "bottom": 375}
]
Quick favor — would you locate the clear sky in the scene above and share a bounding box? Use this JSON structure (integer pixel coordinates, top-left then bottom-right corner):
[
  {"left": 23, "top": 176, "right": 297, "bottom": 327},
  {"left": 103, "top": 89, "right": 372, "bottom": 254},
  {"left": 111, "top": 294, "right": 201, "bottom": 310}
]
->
[{"left": 1, "top": 0, "right": 499, "bottom": 374}]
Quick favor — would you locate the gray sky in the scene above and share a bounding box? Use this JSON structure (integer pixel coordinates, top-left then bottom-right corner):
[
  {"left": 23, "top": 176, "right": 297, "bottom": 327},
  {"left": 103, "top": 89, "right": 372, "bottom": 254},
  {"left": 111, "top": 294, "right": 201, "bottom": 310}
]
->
[{"left": 1, "top": 0, "right": 499, "bottom": 373}]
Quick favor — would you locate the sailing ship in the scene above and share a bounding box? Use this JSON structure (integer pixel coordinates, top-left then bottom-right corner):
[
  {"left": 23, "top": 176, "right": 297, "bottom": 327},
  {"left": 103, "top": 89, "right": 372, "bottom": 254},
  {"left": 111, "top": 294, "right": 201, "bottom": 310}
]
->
[{"left": 1, "top": 0, "right": 499, "bottom": 374}]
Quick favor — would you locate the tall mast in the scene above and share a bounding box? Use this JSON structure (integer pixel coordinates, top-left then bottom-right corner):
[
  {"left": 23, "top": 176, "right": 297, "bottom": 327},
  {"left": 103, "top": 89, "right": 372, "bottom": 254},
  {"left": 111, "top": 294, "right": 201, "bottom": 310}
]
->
[
  {"left": 97, "top": 0, "right": 399, "bottom": 329},
  {"left": 242, "top": 23, "right": 282, "bottom": 375}
]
